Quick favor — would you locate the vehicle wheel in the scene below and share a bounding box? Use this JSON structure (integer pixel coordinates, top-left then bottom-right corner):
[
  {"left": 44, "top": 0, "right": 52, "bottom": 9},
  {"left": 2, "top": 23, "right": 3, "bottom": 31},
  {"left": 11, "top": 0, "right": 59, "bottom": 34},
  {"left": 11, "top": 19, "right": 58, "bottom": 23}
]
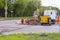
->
[{"left": 51, "top": 20, "right": 56, "bottom": 24}]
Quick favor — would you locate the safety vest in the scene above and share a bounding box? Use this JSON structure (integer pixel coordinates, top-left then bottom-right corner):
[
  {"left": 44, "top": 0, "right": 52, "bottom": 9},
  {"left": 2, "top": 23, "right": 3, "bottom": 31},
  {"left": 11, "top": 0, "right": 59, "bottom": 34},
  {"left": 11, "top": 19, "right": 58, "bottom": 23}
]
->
[{"left": 57, "top": 16, "right": 60, "bottom": 24}]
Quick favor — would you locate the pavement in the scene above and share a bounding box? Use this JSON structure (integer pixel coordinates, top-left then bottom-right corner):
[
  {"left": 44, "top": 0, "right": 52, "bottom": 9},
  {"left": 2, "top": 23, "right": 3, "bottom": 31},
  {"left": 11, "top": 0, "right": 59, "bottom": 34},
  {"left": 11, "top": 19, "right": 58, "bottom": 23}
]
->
[{"left": 0, "top": 20, "right": 60, "bottom": 35}]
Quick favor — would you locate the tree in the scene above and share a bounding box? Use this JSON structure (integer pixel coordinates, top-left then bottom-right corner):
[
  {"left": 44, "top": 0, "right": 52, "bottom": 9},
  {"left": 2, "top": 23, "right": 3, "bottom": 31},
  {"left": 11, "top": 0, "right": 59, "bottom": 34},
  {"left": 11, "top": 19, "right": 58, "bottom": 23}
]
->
[
  {"left": 7, "top": 0, "right": 14, "bottom": 17},
  {"left": 0, "top": 0, "right": 14, "bottom": 17},
  {"left": 0, "top": 0, "right": 4, "bottom": 8},
  {"left": 0, "top": 0, "right": 5, "bottom": 17},
  {"left": 0, "top": 0, "right": 59, "bottom": 17},
  {"left": 13, "top": 0, "right": 41, "bottom": 17}
]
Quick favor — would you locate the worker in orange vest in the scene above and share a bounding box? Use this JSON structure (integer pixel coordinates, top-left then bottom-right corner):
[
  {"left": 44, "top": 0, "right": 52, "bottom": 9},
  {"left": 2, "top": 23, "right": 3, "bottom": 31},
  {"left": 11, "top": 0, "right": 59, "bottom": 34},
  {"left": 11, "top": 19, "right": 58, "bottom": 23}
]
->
[
  {"left": 57, "top": 16, "right": 60, "bottom": 24},
  {"left": 26, "top": 18, "right": 30, "bottom": 24},
  {"left": 57, "top": 16, "right": 60, "bottom": 33},
  {"left": 21, "top": 17, "right": 24, "bottom": 24},
  {"left": 34, "top": 15, "right": 37, "bottom": 24}
]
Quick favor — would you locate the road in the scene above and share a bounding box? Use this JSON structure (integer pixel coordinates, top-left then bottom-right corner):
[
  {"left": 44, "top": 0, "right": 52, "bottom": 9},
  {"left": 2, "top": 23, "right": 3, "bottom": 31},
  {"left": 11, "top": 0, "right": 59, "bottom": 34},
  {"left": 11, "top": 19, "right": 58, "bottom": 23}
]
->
[{"left": 0, "top": 20, "right": 60, "bottom": 34}]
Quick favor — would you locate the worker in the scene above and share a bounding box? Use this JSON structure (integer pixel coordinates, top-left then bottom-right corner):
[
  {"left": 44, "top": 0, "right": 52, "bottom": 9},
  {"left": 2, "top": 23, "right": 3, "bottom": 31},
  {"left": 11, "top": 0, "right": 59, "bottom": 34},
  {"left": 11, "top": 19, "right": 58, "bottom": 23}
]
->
[
  {"left": 26, "top": 18, "right": 30, "bottom": 24},
  {"left": 33, "top": 8, "right": 40, "bottom": 16},
  {"left": 57, "top": 16, "right": 60, "bottom": 33},
  {"left": 57, "top": 16, "right": 60, "bottom": 24},
  {"left": 34, "top": 15, "right": 37, "bottom": 24},
  {"left": 21, "top": 17, "right": 24, "bottom": 24}
]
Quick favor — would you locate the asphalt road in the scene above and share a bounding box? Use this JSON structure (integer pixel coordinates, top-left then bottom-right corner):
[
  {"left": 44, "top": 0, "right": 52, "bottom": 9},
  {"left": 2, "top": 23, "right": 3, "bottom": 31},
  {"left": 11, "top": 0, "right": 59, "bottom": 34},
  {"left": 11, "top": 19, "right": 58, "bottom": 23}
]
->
[{"left": 0, "top": 20, "right": 60, "bottom": 34}]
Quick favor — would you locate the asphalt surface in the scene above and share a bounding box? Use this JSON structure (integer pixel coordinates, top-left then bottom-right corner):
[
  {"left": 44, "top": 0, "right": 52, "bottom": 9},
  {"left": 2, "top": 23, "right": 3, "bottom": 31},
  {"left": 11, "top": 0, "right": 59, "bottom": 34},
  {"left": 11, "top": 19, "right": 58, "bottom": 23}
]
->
[{"left": 0, "top": 20, "right": 60, "bottom": 34}]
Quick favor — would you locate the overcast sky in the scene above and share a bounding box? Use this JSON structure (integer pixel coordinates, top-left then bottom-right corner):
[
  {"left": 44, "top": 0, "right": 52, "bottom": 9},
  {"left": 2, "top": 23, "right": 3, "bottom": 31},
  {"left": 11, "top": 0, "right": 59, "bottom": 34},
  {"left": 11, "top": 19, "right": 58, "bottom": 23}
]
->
[{"left": 41, "top": 0, "right": 60, "bottom": 9}]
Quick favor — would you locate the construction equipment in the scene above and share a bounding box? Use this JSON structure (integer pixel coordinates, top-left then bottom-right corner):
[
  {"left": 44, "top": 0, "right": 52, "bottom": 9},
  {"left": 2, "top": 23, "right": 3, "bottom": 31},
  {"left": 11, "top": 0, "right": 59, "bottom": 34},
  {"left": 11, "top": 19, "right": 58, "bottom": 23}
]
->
[
  {"left": 44, "top": 10, "right": 57, "bottom": 24},
  {"left": 25, "top": 8, "right": 40, "bottom": 25},
  {"left": 40, "top": 16, "right": 51, "bottom": 25},
  {"left": 22, "top": 9, "right": 57, "bottom": 25},
  {"left": 40, "top": 10, "right": 57, "bottom": 25}
]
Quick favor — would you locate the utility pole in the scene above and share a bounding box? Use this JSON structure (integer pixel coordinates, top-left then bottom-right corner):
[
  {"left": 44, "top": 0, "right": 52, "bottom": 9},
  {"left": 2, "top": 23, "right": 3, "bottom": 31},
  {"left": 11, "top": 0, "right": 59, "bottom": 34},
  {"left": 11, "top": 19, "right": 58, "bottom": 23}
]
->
[{"left": 5, "top": 0, "right": 7, "bottom": 19}]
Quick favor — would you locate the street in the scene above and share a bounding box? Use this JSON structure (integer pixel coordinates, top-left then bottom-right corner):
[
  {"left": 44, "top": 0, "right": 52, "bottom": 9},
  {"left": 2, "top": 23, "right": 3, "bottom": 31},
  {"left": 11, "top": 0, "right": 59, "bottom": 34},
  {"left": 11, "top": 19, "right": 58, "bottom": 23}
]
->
[{"left": 0, "top": 20, "right": 59, "bottom": 34}]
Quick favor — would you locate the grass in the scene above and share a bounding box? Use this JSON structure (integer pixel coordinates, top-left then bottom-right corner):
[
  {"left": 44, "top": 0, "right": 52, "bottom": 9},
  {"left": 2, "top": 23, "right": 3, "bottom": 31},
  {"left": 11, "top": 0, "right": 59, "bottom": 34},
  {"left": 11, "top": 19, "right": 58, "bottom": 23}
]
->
[{"left": 0, "top": 33, "right": 60, "bottom": 40}]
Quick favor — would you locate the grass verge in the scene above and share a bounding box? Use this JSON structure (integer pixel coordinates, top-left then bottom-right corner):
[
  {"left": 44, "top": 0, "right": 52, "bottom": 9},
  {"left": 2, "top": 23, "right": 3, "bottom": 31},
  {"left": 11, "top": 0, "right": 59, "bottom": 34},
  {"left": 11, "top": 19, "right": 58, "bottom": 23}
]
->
[{"left": 0, "top": 33, "right": 60, "bottom": 40}]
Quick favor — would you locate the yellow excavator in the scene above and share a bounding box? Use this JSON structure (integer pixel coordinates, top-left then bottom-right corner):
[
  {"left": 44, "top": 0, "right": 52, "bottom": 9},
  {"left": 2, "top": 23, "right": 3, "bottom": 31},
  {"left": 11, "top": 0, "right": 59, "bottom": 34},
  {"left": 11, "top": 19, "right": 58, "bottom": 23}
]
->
[{"left": 40, "top": 16, "right": 51, "bottom": 25}]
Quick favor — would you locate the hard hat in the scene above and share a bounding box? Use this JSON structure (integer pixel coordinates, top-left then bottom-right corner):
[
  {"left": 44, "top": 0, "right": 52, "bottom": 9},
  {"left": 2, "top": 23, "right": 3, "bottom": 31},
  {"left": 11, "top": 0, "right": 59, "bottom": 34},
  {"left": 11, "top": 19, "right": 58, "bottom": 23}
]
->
[{"left": 33, "top": 15, "right": 38, "bottom": 18}]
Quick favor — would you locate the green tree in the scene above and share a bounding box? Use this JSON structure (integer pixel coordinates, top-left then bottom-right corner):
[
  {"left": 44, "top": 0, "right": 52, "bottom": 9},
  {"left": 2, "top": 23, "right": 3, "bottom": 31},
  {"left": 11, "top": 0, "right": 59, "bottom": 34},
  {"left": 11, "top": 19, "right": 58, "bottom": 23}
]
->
[
  {"left": 13, "top": 0, "right": 41, "bottom": 17},
  {"left": 0, "top": 0, "right": 4, "bottom": 8},
  {"left": 0, "top": 0, "right": 14, "bottom": 17},
  {"left": 7, "top": 0, "right": 14, "bottom": 17},
  {"left": 0, "top": 0, "right": 5, "bottom": 17}
]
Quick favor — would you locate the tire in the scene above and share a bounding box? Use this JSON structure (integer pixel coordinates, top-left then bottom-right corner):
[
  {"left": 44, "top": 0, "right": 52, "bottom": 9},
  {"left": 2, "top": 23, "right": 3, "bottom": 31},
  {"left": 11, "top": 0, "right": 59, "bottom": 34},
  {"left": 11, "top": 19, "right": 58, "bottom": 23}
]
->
[{"left": 51, "top": 20, "right": 55, "bottom": 24}]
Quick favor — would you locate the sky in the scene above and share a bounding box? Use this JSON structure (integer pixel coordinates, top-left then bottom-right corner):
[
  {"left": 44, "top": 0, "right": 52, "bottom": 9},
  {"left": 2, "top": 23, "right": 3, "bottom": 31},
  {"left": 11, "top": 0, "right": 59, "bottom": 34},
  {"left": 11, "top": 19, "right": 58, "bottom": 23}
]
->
[{"left": 41, "top": 0, "right": 60, "bottom": 9}]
